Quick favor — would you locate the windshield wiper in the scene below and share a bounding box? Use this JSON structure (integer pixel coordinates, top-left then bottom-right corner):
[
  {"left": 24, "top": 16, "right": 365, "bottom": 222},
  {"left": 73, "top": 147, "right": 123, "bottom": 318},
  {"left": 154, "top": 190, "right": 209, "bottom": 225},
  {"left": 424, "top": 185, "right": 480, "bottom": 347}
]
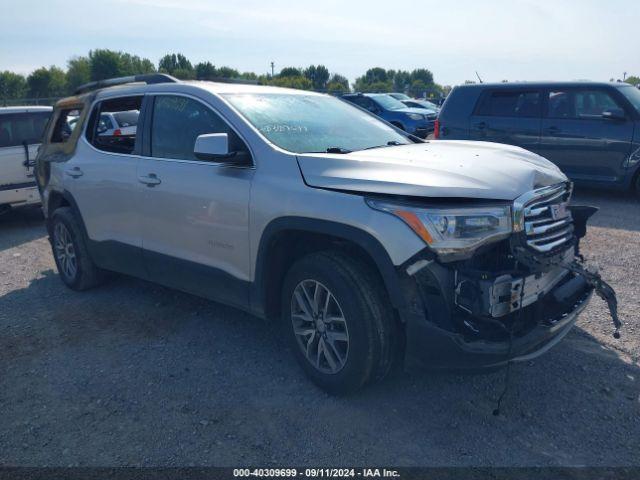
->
[{"left": 362, "top": 141, "right": 407, "bottom": 151}]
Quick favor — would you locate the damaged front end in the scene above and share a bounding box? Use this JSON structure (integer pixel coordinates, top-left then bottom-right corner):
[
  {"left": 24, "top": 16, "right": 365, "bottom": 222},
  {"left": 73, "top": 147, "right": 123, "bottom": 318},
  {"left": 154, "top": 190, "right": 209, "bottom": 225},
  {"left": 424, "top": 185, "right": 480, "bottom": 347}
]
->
[{"left": 395, "top": 182, "right": 621, "bottom": 369}]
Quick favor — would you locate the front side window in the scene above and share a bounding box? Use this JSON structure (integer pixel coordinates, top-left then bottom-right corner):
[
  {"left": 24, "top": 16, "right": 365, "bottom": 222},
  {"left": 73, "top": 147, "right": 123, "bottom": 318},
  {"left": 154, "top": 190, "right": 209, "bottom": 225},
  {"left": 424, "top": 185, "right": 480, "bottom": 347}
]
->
[
  {"left": 88, "top": 96, "right": 142, "bottom": 154},
  {"left": 475, "top": 90, "right": 541, "bottom": 117},
  {"left": 223, "top": 93, "right": 410, "bottom": 154},
  {"left": 150, "top": 95, "right": 248, "bottom": 161},
  {"left": 547, "top": 89, "right": 621, "bottom": 119},
  {"left": 0, "top": 111, "right": 51, "bottom": 147}
]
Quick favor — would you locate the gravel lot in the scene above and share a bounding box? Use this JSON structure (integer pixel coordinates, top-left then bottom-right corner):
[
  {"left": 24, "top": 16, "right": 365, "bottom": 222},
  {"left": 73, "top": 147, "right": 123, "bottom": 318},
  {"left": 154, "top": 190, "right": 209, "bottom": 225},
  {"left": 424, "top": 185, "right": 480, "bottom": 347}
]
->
[{"left": 1, "top": 189, "right": 638, "bottom": 467}]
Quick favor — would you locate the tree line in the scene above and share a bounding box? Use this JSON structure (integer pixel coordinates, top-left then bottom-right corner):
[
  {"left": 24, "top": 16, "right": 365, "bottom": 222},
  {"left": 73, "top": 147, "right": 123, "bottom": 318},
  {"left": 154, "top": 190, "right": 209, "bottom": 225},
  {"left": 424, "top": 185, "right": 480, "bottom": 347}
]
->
[{"left": 0, "top": 49, "right": 447, "bottom": 102}]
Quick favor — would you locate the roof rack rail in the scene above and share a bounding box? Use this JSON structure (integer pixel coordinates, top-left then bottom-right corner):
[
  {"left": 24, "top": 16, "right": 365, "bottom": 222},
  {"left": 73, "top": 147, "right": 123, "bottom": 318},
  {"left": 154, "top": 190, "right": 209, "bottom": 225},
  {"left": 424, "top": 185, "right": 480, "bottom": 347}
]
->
[{"left": 74, "top": 73, "right": 179, "bottom": 95}]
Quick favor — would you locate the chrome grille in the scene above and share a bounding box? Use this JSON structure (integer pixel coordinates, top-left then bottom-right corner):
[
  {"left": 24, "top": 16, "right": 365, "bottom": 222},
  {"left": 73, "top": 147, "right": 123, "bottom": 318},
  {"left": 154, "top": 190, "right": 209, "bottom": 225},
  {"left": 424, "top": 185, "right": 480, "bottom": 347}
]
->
[{"left": 515, "top": 183, "right": 574, "bottom": 254}]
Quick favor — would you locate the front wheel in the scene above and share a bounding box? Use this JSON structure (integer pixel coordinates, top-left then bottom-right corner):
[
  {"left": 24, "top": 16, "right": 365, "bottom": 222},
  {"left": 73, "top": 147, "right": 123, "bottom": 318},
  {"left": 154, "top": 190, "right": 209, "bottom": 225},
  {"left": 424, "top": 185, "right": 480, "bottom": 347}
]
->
[{"left": 282, "top": 251, "right": 397, "bottom": 394}]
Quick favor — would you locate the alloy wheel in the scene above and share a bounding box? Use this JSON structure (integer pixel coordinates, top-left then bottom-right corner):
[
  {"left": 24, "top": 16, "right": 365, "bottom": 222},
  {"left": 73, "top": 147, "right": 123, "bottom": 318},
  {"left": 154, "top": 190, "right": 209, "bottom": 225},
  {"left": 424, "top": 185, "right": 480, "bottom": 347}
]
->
[
  {"left": 291, "top": 279, "right": 349, "bottom": 374},
  {"left": 54, "top": 222, "right": 77, "bottom": 280}
]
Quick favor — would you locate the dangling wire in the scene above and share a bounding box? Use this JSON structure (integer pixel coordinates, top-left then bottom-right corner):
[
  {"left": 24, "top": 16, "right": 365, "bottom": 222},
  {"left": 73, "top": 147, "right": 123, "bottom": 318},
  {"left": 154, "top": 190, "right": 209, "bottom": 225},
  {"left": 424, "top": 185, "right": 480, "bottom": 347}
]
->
[{"left": 493, "top": 272, "right": 526, "bottom": 416}]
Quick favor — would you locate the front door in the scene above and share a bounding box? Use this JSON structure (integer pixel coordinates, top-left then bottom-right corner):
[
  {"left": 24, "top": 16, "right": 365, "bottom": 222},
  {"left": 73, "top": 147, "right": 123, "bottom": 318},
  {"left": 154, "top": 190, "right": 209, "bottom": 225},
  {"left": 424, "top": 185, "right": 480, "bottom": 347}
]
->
[
  {"left": 469, "top": 89, "right": 542, "bottom": 153},
  {"left": 538, "top": 87, "right": 634, "bottom": 185},
  {"left": 138, "top": 94, "right": 254, "bottom": 309}
]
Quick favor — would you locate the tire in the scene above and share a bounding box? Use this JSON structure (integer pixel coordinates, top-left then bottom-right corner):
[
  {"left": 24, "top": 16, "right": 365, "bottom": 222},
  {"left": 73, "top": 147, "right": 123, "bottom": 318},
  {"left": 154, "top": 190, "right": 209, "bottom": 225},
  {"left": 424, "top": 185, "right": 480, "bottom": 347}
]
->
[
  {"left": 281, "top": 251, "right": 398, "bottom": 394},
  {"left": 50, "top": 207, "right": 105, "bottom": 291}
]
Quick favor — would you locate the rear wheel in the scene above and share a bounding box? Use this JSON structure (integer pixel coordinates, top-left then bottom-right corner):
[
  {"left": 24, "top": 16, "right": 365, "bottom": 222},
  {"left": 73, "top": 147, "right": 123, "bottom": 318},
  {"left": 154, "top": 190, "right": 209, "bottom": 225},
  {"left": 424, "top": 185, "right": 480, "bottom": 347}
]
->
[
  {"left": 50, "top": 207, "right": 105, "bottom": 291},
  {"left": 282, "top": 251, "right": 397, "bottom": 394}
]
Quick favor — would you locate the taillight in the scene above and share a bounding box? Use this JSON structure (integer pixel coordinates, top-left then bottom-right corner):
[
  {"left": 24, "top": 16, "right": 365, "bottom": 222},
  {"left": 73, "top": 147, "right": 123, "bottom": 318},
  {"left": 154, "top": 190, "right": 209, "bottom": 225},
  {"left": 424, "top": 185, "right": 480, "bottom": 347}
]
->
[
  {"left": 113, "top": 129, "right": 122, "bottom": 137},
  {"left": 433, "top": 118, "right": 440, "bottom": 139}
]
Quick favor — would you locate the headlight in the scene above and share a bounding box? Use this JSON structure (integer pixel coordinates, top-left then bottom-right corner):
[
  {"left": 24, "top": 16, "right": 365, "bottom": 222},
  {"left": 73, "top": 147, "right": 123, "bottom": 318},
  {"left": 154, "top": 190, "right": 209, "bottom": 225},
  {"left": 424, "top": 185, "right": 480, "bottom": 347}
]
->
[
  {"left": 407, "top": 113, "right": 424, "bottom": 120},
  {"left": 366, "top": 199, "right": 512, "bottom": 259}
]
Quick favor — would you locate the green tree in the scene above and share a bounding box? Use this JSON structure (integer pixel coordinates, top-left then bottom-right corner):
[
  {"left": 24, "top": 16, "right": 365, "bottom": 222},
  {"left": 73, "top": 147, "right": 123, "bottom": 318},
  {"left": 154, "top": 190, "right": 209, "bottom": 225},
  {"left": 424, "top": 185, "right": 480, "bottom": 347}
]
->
[
  {"left": 278, "top": 67, "right": 303, "bottom": 78},
  {"left": 408, "top": 79, "right": 427, "bottom": 97},
  {"left": 326, "top": 73, "right": 349, "bottom": 93},
  {"left": 304, "top": 65, "right": 330, "bottom": 90},
  {"left": 409, "top": 68, "right": 434, "bottom": 86},
  {"left": 239, "top": 71, "right": 258, "bottom": 81},
  {"left": 0, "top": 71, "right": 27, "bottom": 101},
  {"left": 269, "top": 75, "right": 313, "bottom": 90},
  {"left": 27, "top": 66, "right": 66, "bottom": 98},
  {"left": 195, "top": 61, "right": 217, "bottom": 80},
  {"left": 354, "top": 68, "right": 393, "bottom": 92},
  {"left": 158, "top": 53, "right": 193, "bottom": 78},
  {"left": 392, "top": 70, "right": 411, "bottom": 92},
  {"left": 120, "top": 53, "right": 155, "bottom": 76},
  {"left": 216, "top": 66, "right": 240, "bottom": 78},
  {"left": 89, "top": 49, "right": 124, "bottom": 80},
  {"left": 625, "top": 75, "right": 640, "bottom": 87},
  {"left": 66, "top": 56, "right": 91, "bottom": 92}
]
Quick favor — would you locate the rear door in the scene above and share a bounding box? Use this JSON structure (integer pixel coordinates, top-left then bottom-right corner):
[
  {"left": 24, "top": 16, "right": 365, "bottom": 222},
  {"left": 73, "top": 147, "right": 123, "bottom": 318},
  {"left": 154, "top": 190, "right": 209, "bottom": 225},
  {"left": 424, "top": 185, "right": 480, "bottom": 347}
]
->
[
  {"left": 63, "top": 95, "right": 146, "bottom": 276},
  {"left": 137, "top": 93, "right": 254, "bottom": 308},
  {"left": 538, "top": 87, "right": 634, "bottom": 185},
  {"left": 469, "top": 89, "right": 542, "bottom": 153},
  {"left": 0, "top": 110, "right": 51, "bottom": 189}
]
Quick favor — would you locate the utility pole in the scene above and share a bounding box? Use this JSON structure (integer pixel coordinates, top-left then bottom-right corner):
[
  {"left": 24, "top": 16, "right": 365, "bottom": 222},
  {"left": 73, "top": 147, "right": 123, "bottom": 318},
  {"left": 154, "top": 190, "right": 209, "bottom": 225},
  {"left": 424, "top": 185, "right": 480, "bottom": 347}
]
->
[
  {"left": 270, "top": 61, "right": 275, "bottom": 78},
  {"left": 623, "top": 72, "right": 627, "bottom": 81}
]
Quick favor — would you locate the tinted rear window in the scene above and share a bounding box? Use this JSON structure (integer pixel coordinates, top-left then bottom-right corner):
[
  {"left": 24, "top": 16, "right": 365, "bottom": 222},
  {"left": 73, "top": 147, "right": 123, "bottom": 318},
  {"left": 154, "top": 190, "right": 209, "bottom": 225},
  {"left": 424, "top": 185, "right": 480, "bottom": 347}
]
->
[
  {"left": 475, "top": 90, "right": 541, "bottom": 117},
  {"left": 0, "top": 112, "right": 51, "bottom": 147}
]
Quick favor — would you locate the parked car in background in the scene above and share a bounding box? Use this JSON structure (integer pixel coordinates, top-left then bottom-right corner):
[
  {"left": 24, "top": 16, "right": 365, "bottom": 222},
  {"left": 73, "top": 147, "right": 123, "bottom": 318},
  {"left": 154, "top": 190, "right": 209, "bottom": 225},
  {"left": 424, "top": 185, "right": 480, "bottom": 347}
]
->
[
  {"left": 342, "top": 93, "right": 435, "bottom": 138},
  {"left": 97, "top": 110, "right": 139, "bottom": 137},
  {"left": 36, "top": 74, "right": 616, "bottom": 394},
  {"left": 436, "top": 82, "right": 640, "bottom": 197},
  {"left": 0, "top": 106, "right": 52, "bottom": 213},
  {"left": 401, "top": 98, "right": 440, "bottom": 114},
  {"left": 388, "top": 92, "right": 412, "bottom": 101}
]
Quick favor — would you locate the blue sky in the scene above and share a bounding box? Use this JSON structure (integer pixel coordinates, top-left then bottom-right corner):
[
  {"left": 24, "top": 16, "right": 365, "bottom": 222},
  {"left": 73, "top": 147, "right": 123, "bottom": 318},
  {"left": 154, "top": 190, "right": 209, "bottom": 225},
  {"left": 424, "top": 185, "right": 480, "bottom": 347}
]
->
[{"left": 1, "top": 0, "right": 638, "bottom": 86}]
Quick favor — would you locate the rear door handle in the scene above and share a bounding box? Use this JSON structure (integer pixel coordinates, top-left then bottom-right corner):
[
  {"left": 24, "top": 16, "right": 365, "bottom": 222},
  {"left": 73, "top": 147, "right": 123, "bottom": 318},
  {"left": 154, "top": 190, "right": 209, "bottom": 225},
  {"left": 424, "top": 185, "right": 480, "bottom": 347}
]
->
[
  {"left": 545, "top": 126, "right": 560, "bottom": 135},
  {"left": 474, "top": 121, "right": 487, "bottom": 130},
  {"left": 65, "top": 166, "right": 84, "bottom": 178},
  {"left": 138, "top": 173, "right": 161, "bottom": 187}
]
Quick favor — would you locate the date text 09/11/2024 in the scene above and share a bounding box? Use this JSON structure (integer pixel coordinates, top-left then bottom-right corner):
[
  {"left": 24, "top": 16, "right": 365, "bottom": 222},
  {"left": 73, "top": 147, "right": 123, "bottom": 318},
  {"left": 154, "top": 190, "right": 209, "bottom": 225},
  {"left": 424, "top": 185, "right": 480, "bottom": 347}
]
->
[{"left": 232, "top": 468, "right": 400, "bottom": 478}]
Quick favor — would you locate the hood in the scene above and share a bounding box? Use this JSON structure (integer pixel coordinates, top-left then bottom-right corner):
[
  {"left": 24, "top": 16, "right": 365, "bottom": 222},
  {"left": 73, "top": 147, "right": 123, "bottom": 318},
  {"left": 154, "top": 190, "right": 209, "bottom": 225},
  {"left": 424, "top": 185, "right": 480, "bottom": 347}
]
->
[{"left": 296, "top": 140, "right": 568, "bottom": 201}]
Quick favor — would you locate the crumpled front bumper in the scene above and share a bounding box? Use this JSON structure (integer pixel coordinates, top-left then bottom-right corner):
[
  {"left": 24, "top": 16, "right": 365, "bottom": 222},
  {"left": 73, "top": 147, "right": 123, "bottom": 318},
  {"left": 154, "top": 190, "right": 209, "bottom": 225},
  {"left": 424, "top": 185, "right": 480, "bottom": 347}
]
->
[{"left": 397, "top": 253, "right": 595, "bottom": 370}]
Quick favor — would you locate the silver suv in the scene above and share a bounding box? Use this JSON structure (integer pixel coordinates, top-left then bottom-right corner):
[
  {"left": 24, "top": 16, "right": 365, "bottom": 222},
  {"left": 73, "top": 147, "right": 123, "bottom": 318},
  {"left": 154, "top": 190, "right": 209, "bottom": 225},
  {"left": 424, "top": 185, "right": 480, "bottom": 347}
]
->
[{"left": 36, "top": 74, "right": 619, "bottom": 394}]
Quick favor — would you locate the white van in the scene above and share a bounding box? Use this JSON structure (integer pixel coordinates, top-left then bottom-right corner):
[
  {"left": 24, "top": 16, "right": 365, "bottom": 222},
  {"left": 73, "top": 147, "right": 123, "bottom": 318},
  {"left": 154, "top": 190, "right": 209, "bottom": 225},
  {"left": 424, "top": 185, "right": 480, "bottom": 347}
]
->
[{"left": 0, "top": 106, "right": 53, "bottom": 213}]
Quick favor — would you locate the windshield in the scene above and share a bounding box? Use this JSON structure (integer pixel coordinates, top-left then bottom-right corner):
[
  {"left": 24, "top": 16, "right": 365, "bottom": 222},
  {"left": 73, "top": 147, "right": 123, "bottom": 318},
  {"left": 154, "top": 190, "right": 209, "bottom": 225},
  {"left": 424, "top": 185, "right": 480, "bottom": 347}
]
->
[
  {"left": 370, "top": 94, "right": 407, "bottom": 111},
  {"left": 618, "top": 85, "right": 640, "bottom": 113},
  {"left": 223, "top": 93, "right": 410, "bottom": 153}
]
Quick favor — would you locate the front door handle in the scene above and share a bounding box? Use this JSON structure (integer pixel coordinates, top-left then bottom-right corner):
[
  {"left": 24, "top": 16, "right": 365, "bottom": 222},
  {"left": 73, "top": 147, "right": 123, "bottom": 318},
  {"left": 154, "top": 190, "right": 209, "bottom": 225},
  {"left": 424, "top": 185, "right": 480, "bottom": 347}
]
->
[
  {"left": 65, "top": 166, "right": 84, "bottom": 178},
  {"left": 545, "top": 126, "right": 561, "bottom": 135},
  {"left": 474, "top": 121, "right": 487, "bottom": 130},
  {"left": 138, "top": 173, "right": 161, "bottom": 187}
]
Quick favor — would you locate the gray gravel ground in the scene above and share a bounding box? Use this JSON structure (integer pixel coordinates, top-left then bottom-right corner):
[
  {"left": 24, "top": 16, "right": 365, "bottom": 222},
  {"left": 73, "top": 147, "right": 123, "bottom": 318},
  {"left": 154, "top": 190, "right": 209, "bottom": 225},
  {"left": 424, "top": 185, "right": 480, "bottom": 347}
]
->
[{"left": 0, "top": 188, "right": 638, "bottom": 467}]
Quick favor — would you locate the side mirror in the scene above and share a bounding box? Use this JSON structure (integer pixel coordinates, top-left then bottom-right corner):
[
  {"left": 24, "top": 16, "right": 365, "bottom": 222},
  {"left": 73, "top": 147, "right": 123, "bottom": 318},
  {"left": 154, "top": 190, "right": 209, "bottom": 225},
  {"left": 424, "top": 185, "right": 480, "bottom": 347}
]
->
[
  {"left": 602, "top": 108, "right": 626, "bottom": 121},
  {"left": 194, "top": 133, "right": 236, "bottom": 161}
]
